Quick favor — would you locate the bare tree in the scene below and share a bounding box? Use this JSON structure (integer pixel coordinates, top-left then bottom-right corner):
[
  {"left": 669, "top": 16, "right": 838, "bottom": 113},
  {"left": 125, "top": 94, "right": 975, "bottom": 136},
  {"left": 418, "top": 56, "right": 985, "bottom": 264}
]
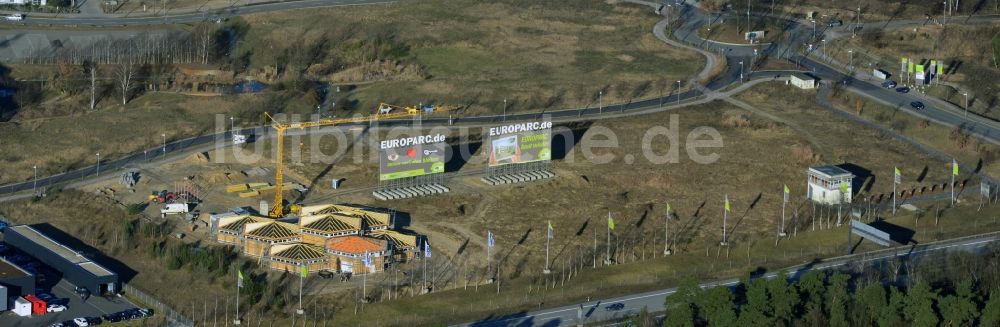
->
[
  {"left": 87, "top": 61, "right": 97, "bottom": 110},
  {"left": 194, "top": 23, "right": 216, "bottom": 65},
  {"left": 114, "top": 56, "right": 137, "bottom": 105}
]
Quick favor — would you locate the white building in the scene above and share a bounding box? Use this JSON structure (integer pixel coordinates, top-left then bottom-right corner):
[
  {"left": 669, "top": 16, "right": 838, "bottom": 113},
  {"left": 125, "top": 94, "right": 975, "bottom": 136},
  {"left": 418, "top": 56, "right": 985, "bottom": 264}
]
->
[
  {"left": 807, "top": 165, "right": 854, "bottom": 205},
  {"left": 0, "top": 0, "right": 46, "bottom": 5},
  {"left": 789, "top": 73, "right": 816, "bottom": 89}
]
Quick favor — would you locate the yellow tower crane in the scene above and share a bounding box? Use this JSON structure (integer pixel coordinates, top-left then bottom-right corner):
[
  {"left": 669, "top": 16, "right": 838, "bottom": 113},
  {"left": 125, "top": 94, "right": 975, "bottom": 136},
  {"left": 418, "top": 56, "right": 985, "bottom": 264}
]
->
[{"left": 263, "top": 106, "right": 431, "bottom": 218}]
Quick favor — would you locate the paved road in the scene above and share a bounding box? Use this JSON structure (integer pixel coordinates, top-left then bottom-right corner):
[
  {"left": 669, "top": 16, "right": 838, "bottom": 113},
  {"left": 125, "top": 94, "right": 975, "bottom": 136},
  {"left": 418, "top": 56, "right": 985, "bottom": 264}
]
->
[
  {"left": 12, "top": 0, "right": 391, "bottom": 26},
  {"left": 455, "top": 232, "right": 1000, "bottom": 326}
]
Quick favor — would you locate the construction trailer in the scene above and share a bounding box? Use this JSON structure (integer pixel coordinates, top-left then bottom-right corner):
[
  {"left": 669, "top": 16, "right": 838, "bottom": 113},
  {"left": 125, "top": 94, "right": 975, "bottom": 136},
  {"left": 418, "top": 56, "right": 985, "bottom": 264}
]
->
[
  {"left": 789, "top": 73, "right": 817, "bottom": 89},
  {"left": 3, "top": 225, "right": 119, "bottom": 295}
]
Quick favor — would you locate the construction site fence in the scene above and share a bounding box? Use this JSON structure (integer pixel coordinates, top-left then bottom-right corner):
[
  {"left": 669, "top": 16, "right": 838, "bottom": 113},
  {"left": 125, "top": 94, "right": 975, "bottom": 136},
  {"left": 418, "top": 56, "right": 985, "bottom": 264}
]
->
[{"left": 123, "top": 283, "right": 194, "bottom": 327}]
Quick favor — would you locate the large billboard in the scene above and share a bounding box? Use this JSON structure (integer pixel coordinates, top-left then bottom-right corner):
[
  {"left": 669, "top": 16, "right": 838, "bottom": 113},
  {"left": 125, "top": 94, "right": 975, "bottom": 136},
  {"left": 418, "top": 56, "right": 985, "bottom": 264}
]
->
[
  {"left": 487, "top": 120, "right": 552, "bottom": 167},
  {"left": 379, "top": 134, "right": 446, "bottom": 181}
]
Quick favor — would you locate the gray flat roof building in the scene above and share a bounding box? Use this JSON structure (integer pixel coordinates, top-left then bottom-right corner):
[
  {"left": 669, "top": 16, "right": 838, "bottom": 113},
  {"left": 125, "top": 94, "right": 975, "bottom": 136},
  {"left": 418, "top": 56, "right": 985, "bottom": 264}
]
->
[
  {"left": 3, "top": 225, "right": 118, "bottom": 295},
  {"left": 0, "top": 256, "right": 34, "bottom": 296}
]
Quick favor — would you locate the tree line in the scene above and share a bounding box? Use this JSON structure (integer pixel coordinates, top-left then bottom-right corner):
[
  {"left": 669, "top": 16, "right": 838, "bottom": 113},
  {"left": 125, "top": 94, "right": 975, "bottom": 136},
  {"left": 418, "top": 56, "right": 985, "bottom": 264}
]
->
[{"left": 655, "top": 244, "right": 1000, "bottom": 327}]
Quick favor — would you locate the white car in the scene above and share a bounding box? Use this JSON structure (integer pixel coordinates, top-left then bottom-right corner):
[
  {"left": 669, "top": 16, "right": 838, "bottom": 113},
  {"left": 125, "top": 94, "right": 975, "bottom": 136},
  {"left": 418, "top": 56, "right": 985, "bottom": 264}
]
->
[
  {"left": 47, "top": 304, "right": 67, "bottom": 312},
  {"left": 72, "top": 317, "right": 89, "bottom": 326}
]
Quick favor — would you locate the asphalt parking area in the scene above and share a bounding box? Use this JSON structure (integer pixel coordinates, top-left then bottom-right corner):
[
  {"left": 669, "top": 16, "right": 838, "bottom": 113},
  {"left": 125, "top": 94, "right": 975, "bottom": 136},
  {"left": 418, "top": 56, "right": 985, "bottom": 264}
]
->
[{"left": 1, "top": 277, "right": 138, "bottom": 326}]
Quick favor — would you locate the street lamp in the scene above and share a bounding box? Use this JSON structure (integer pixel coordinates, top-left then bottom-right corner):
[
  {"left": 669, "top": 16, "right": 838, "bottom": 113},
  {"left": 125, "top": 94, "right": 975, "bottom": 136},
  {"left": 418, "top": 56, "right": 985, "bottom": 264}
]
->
[
  {"left": 739, "top": 61, "right": 744, "bottom": 83},
  {"left": 162, "top": 133, "right": 167, "bottom": 156},
  {"left": 599, "top": 91, "right": 603, "bottom": 113},
  {"left": 96, "top": 153, "right": 101, "bottom": 177},
  {"left": 33, "top": 165, "right": 37, "bottom": 194},
  {"left": 676, "top": 80, "right": 682, "bottom": 105},
  {"left": 230, "top": 116, "right": 235, "bottom": 136},
  {"left": 848, "top": 50, "right": 854, "bottom": 73},
  {"left": 964, "top": 92, "right": 969, "bottom": 118},
  {"left": 503, "top": 98, "right": 507, "bottom": 121}
]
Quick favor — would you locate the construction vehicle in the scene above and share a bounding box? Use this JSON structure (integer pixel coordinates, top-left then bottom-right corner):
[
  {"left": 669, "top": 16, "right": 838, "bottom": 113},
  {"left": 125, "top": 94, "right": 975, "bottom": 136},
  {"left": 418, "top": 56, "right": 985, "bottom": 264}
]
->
[
  {"left": 148, "top": 190, "right": 177, "bottom": 203},
  {"left": 264, "top": 104, "right": 435, "bottom": 217}
]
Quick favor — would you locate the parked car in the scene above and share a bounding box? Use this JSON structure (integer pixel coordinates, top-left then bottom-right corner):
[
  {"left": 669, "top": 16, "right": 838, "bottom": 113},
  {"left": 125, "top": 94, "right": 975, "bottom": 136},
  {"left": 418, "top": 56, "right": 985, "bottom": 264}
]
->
[
  {"left": 881, "top": 80, "right": 897, "bottom": 89},
  {"left": 318, "top": 270, "right": 335, "bottom": 279},
  {"left": 72, "top": 317, "right": 89, "bottom": 326},
  {"left": 85, "top": 317, "right": 102, "bottom": 325},
  {"left": 896, "top": 86, "right": 910, "bottom": 93},
  {"left": 828, "top": 19, "right": 843, "bottom": 27},
  {"left": 50, "top": 322, "right": 70, "bottom": 327},
  {"left": 605, "top": 303, "right": 625, "bottom": 311},
  {"left": 911, "top": 101, "right": 925, "bottom": 109},
  {"left": 47, "top": 304, "right": 67, "bottom": 312}
]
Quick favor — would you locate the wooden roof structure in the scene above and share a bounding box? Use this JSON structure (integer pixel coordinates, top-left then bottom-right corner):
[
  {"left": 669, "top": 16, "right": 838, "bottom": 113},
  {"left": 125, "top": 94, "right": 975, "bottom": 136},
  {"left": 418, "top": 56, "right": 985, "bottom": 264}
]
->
[
  {"left": 371, "top": 230, "right": 419, "bottom": 249},
  {"left": 268, "top": 243, "right": 328, "bottom": 261},
  {"left": 299, "top": 214, "right": 362, "bottom": 234},
  {"left": 244, "top": 221, "right": 301, "bottom": 241},
  {"left": 218, "top": 215, "right": 271, "bottom": 234},
  {"left": 298, "top": 204, "right": 391, "bottom": 229}
]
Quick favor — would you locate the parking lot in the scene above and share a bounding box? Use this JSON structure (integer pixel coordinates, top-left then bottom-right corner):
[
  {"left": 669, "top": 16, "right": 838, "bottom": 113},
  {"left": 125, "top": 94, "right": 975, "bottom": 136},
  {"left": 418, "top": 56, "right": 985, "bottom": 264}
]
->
[{"left": 0, "top": 242, "right": 142, "bottom": 326}]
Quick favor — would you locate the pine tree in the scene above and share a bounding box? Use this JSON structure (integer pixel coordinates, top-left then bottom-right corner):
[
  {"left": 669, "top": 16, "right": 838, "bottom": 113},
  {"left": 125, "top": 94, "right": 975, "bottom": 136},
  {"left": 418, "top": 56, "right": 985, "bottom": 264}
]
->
[
  {"left": 825, "top": 272, "right": 851, "bottom": 327},
  {"left": 858, "top": 282, "right": 887, "bottom": 325},
  {"left": 877, "top": 286, "right": 905, "bottom": 327},
  {"left": 939, "top": 279, "right": 979, "bottom": 326},
  {"left": 768, "top": 272, "right": 798, "bottom": 325},
  {"left": 737, "top": 277, "right": 775, "bottom": 325},
  {"left": 797, "top": 270, "right": 827, "bottom": 325},
  {"left": 697, "top": 286, "right": 737, "bottom": 327},
  {"left": 981, "top": 289, "right": 1000, "bottom": 326},
  {"left": 903, "top": 281, "right": 940, "bottom": 327},
  {"left": 663, "top": 277, "right": 700, "bottom": 327}
]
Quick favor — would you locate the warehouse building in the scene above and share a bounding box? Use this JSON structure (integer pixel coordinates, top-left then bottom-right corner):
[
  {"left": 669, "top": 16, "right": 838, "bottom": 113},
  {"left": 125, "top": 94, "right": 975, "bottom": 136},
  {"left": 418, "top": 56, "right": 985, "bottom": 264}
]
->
[
  {"left": 0, "top": 256, "right": 34, "bottom": 296},
  {"left": 3, "top": 225, "right": 118, "bottom": 295},
  {"left": 789, "top": 73, "right": 817, "bottom": 89}
]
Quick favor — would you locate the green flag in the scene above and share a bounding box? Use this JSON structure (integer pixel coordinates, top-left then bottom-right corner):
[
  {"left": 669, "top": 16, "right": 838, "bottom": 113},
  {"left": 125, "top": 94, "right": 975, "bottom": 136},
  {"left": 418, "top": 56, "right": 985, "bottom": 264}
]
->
[
  {"left": 894, "top": 167, "right": 901, "bottom": 184},
  {"left": 608, "top": 216, "right": 616, "bottom": 231},
  {"left": 840, "top": 182, "right": 848, "bottom": 194},
  {"left": 724, "top": 195, "right": 731, "bottom": 212},
  {"left": 300, "top": 265, "right": 308, "bottom": 278},
  {"left": 953, "top": 159, "right": 959, "bottom": 176},
  {"left": 937, "top": 62, "right": 944, "bottom": 75},
  {"left": 665, "top": 202, "right": 672, "bottom": 214},
  {"left": 916, "top": 65, "right": 924, "bottom": 73},
  {"left": 783, "top": 184, "right": 790, "bottom": 203},
  {"left": 237, "top": 270, "right": 244, "bottom": 288},
  {"left": 908, "top": 62, "right": 914, "bottom": 73}
]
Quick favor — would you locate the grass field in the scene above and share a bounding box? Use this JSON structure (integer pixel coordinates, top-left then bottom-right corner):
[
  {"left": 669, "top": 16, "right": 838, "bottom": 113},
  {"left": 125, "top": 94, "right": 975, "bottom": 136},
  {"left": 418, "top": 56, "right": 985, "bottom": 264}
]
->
[
  {"left": 3, "top": 81, "right": 1000, "bottom": 325},
  {"left": 234, "top": 0, "right": 703, "bottom": 116}
]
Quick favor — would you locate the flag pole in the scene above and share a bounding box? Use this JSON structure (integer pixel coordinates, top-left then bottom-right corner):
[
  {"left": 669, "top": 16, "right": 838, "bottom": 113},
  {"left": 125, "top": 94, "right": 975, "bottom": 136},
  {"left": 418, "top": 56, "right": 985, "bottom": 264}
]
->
[
  {"left": 952, "top": 160, "right": 957, "bottom": 205},
  {"left": 722, "top": 194, "right": 729, "bottom": 246},
  {"left": 298, "top": 265, "right": 304, "bottom": 315},
  {"left": 544, "top": 221, "right": 552, "bottom": 274},
  {"left": 234, "top": 271, "right": 241, "bottom": 325},
  {"left": 663, "top": 204, "right": 672, "bottom": 255},
  {"left": 605, "top": 211, "right": 612, "bottom": 264}
]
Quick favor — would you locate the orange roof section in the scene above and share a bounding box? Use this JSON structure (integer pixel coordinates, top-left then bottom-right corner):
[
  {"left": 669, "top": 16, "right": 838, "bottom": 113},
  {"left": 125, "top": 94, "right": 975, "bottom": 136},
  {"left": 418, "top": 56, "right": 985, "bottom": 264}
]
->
[{"left": 326, "top": 235, "right": 388, "bottom": 254}]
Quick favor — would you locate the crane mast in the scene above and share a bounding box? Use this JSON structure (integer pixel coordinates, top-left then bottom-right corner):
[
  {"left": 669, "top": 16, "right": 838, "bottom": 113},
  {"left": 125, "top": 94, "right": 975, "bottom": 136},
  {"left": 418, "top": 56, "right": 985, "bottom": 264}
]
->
[{"left": 263, "top": 108, "right": 427, "bottom": 218}]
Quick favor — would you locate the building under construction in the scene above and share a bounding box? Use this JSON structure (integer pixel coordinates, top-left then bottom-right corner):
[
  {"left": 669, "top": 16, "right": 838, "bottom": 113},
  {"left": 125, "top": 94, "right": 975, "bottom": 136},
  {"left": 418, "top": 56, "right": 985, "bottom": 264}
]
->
[{"left": 212, "top": 204, "right": 422, "bottom": 275}]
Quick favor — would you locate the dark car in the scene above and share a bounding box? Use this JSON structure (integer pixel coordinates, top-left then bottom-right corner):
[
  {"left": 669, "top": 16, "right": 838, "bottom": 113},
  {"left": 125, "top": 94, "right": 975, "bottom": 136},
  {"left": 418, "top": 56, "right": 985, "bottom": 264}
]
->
[
  {"left": 318, "top": 270, "right": 335, "bottom": 279},
  {"left": 896, "top": 86, "right": 910, "bottom": 93},
  {"left": 605, "top": 303, "right": 625, "bottom": 311},
  {"left": 828, "top": 19, "right": 843, "bottom": 27},
  {"left": 881, "top": 80, "right": 897, "bottom": 89},
  {"left": 911, "top": 101, "right": 925, "bottom": 109},
  {"left": 85, "top": 317, "right": 102, "bottom": 325}
]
